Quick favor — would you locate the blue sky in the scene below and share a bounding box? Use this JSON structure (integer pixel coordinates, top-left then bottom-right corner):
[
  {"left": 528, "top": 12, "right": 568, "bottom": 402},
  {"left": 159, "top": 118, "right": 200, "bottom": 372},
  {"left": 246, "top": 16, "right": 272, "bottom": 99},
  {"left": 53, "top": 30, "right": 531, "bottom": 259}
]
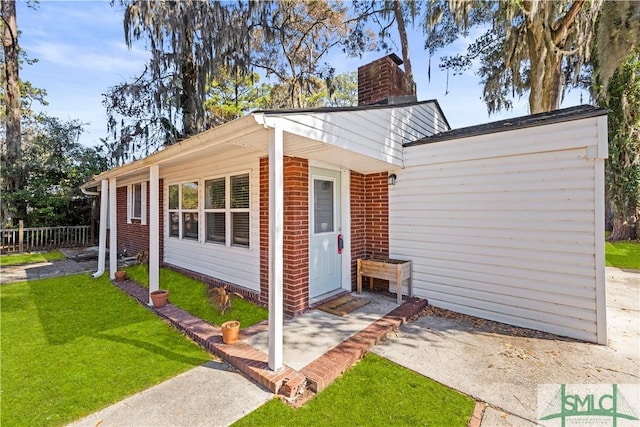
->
[{"left": 17, "top": 1, "right": 590, "bottom": 148}]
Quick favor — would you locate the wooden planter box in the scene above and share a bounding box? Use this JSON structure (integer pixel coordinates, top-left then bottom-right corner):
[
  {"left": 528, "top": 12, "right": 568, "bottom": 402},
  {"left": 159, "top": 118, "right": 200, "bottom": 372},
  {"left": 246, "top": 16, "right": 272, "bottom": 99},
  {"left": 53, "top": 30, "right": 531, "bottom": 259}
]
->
[{"left": 357, "top": 257, "right": 412, "bottom": 304}]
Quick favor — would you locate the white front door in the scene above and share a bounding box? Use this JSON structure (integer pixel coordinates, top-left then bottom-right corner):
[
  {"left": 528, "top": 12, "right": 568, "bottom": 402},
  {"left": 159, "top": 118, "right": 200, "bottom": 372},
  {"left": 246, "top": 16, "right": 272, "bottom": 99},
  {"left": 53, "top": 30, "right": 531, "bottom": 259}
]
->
[{"left": 309, "top": 167, "right": 342, "bottom": 299}]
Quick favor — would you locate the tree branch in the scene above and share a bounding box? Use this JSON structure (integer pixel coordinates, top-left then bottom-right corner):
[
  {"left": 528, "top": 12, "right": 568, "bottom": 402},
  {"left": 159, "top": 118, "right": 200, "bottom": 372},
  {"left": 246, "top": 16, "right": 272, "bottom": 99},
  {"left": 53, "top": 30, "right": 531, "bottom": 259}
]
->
[{"left": 551, "top": 0, "right": 584, "bottom": 46}]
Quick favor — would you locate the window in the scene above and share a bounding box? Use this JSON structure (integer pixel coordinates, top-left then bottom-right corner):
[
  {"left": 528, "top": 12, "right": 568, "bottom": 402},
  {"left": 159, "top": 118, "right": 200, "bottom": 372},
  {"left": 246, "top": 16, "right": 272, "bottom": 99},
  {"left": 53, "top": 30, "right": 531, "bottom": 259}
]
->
[
  {"left": 230, "top": 174, "right": 250, "bottom": 247},
  {"left": 313, "top": 178, "right": 334, "bottom": 234},
  {"left": 205, "top": 178, "right": 225, "bottom": 243},
  {"left": 169, "top": 172, "right": 250, "bottom": 248},
  {"left": 128, "top": 182, "right": 147, "bottom": 224},
  {"left": 168, "top": 182, "right": 199, "bottom": 240},
  {"left": 203, "top": 173, "right": 250, "bottom": 247}
]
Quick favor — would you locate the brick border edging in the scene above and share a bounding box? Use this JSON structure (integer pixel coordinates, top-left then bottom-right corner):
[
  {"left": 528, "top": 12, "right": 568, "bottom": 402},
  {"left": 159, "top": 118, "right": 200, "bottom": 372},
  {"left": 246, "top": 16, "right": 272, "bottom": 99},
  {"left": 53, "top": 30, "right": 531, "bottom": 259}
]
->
[
  {"left": 112, "top": 278, "right": 428, "bottom": 402},
  {"left": 468, "top": 401, "right": 487, "bottom": 427},
  {"left": 112, "top": 279, "right": 304, "bottom": 397}
]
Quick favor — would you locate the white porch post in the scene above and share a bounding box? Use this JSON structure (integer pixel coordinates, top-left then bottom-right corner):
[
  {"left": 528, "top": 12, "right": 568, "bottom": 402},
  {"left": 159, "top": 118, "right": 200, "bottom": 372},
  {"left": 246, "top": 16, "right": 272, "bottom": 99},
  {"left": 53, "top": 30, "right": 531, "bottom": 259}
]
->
[
  {"left": 92, "top": 179, "right": 109, "bottom": 278},
  {"left": 109, "top": 177, "right": 118, "bottom": 280},
  {"left": 268, "top": 124, "right": 284, "bottom": 371},
  {"left": 148, "top": 165, "right": 160, "bottom": 299}
]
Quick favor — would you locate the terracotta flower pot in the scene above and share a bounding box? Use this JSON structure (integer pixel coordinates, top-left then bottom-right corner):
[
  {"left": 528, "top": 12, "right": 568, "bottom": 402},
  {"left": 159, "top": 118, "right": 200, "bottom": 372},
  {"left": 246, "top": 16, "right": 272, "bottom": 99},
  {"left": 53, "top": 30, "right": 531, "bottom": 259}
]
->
[
  {"left": 150, "top": 290, "right": 169, "bottom": 308},
  {"left": 221, "top": 320, "right": 240, "bottom": 344},
  {"left": 114, "top": 270, "right": 126, "bottom": 282}
]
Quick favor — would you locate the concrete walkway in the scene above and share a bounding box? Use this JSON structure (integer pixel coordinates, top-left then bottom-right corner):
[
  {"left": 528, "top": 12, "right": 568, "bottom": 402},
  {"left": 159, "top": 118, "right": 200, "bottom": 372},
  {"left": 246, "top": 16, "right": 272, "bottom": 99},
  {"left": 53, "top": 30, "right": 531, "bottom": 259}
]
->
[
  {"left": 0, "top": 247, "right": 117, "bottom": 284},
  {"left": 373, "top": 267, "right": 640, "bottom": 426},
  {"left": 69, "top": 277, "right": 425, "bottom": 426},
  {"left": 68, "top": 360, "right": 272, "bottom": 427},
  {"left": 0, "top": 258, "right": 96, "bottom": 283}
]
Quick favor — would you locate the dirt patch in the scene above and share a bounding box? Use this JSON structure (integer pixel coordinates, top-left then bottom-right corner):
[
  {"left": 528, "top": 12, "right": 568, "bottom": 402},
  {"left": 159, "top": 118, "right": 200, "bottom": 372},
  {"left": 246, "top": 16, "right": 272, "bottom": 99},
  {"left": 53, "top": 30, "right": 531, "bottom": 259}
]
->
[{"left": 417, "top": 305, "right": 581, "bottom": 342}]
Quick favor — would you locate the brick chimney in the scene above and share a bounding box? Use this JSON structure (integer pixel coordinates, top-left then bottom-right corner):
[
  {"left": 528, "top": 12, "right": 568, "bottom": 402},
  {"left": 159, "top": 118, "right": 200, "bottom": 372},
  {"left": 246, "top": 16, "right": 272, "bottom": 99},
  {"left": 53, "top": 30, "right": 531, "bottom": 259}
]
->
[{"left": 357, "top": 53, "right": 416, "bottom": 106}]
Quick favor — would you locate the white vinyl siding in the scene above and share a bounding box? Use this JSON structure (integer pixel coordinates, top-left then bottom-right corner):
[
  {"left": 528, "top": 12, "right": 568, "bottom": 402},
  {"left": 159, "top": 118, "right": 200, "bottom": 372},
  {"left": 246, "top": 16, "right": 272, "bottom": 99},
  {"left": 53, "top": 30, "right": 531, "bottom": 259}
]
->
[
  {"left": 162, "top": 150, "right": 260, "bottom": 291},
  {"left": 390, "top": 117, "right": 607, "bottom": 343},
  {"left": 260, "top": 102, "right": 448, "bottom": 169}
]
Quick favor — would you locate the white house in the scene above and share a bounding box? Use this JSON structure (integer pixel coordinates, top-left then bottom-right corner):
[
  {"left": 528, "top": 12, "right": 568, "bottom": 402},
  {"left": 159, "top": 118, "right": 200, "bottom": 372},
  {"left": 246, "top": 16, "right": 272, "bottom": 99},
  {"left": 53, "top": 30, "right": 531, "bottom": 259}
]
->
[{"left": 81, "top": 54, "right": 608, "bottom": 370}]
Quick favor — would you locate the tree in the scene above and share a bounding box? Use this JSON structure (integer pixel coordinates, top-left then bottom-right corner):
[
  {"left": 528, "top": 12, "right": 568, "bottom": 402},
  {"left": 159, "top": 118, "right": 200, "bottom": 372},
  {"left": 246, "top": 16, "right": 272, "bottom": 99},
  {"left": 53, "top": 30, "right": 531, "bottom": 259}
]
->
[
  {"left": 599, "top": 50, "right": 640, "bottom": 241},
  {"left": 351, "top": 0, "right": 418, "bottom": 88},
  {"left": 204, "top": 65, "right": 265, "bottom": 126},
  {"left": 1, "top": 0, "right": 24, "bottom": 225},
  {"left": 323, "top": 71, "right": 358, "bottom": 107},
  {"left": 104, "top": 0, "right": 276, "bottom": 162},
  {"left": 2, "top": 0, "right": 49, "bottom": 227},
  {"left": 250, "top": 0, "right": 354, "bottom": 109},
  {"left": 596, "top": 1, "right": 640, "bottom": 94},
  {"left": 103, "top": 62, "right": 183, "bottom": 163},
  {"left": 15, "top": 116, "right": 108, "bottom": 227},
  {"left": 106, "top": 0, "right": 366, "bottom": 160},
  {"left": 425, "top": 0, "right": 603, "bottom": 114}
]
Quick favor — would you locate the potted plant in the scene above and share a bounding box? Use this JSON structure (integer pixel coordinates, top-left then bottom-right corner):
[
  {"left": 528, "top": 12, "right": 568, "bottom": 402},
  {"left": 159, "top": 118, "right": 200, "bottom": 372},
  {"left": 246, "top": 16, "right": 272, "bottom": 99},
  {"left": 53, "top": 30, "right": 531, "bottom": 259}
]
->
[
  {"left": 221, "top": 320, "right": 240, "bottom": 344},
  {"left": 150, "top": 289, "right": 169, "bottom": 308},
  {"left": 114, "top": 270, "right": 126, "bottom": 282}
]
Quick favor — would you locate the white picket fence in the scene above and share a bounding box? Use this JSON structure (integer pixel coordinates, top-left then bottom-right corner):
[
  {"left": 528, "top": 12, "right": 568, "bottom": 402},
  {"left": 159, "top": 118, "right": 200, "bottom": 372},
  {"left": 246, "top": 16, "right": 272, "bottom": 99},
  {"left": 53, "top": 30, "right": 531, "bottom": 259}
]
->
[{"left": 1, "top": 221, "right": 92, "bottom": 254}]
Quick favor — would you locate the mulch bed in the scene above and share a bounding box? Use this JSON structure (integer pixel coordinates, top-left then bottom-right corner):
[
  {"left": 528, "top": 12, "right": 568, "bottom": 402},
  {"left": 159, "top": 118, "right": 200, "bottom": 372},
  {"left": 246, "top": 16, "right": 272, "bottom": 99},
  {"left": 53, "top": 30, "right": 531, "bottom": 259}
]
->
[{"left": 417, "top": 305, "right": 581, "bottom": 342}]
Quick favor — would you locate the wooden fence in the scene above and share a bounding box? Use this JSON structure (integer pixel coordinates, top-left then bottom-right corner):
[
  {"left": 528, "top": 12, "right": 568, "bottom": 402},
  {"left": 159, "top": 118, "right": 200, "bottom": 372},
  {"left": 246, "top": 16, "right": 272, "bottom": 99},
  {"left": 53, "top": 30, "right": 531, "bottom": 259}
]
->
[{"left": 1, "top": 221, "right": 92, "bottom": 254}]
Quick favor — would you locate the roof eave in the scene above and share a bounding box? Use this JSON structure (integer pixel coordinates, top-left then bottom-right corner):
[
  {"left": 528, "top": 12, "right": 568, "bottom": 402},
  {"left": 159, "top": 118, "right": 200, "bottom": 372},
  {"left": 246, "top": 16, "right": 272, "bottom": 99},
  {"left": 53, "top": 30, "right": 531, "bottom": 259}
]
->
[
  {"left": 81, "top": 115, "right": 263, "bottom": 191},
  {"left": 405, "top": 105, "right": 608, "bottom": 147}
]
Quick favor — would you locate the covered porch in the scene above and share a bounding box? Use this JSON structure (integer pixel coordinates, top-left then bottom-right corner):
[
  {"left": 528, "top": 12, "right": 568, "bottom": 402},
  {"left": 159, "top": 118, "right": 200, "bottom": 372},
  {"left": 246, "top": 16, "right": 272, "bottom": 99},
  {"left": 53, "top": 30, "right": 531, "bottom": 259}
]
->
[{"left": 81, "top": 105, "right": 426, "bottom": 372}]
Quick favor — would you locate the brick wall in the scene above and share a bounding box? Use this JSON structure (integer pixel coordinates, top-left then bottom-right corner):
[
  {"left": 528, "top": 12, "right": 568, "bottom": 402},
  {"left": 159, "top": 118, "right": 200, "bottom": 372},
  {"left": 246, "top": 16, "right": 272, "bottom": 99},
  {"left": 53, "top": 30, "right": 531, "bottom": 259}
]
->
[
  {"left": 364, "top": 173, "right": 390, "bottom": 291},
  {"left": 116, "top": 186, "right": 149, "bottom": 257},
  {"left": 283, "top": 157, "right": 310, "bottom": 315},
  {"left": 350, "top": 171, "right": 366, "bottom": 288},
  {"left": 350, "top": 172, "right": 390, "bottom": 290},
  {"left": 114, "top": 179, "right": 164, "bottom": 262},
  {"left": 357, "top": 54, "right": 415, "bottom": 106},
  {"left": 259, "top": 156, "right": 310, "bottom": 316},
  {"left": 364, "top": 172, "right": 389, "bottom": 257}
]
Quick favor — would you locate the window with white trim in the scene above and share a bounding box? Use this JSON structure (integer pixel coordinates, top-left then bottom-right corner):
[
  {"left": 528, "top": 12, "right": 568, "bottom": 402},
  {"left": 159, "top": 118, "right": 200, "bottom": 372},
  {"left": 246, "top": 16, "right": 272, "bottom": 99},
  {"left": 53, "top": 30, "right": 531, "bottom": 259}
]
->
[
  {"left": 203, "top": 173, "right": 250, "bottom": 247},
  {"left": 168, "top": 182, "right": 199, "bottom": 240},
  {"left": 204, "top": 177, "right": 225, "bottom": 243},
  {"left": 168, "top": 173, "right": 250, "bottom": 247},
  {"left": 127, "top": 182, "right": 147, "bottom": 224}
]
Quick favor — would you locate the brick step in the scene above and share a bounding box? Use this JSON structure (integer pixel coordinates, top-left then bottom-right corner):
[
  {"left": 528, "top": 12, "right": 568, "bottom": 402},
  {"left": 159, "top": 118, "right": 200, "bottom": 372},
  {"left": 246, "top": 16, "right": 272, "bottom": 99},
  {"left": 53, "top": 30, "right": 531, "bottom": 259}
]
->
[{"left": 300, "top": 297, "right": 427, "bottom": 393}]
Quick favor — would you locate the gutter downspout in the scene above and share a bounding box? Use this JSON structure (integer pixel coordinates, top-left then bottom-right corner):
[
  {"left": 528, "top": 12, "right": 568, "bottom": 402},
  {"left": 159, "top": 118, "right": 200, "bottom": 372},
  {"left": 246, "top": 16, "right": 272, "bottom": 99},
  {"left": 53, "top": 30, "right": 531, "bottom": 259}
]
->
[
  {"left": 80, "top": 187, "right": 100, "bottom": 197},
  {"left": 93, "top": 180, "right": 108, "bottom": 278}
]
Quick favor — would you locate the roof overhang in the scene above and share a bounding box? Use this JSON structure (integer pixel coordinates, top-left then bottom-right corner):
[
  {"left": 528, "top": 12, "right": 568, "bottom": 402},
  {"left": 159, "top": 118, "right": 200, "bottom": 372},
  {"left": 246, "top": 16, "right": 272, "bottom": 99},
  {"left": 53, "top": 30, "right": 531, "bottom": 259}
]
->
[{"left": 82, "top": 101, "right": 446, "bottom": 191}]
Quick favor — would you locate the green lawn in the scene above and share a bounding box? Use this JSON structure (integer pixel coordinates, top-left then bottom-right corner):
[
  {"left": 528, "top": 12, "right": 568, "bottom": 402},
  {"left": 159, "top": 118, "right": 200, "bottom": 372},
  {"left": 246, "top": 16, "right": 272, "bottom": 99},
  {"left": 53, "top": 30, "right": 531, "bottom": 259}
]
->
[
  {"left": 0, "top": 249, "right": 65, "bottom": 266},
  {"left": 233, "top": 353, "right": 475, "bottom": 427},
  {"left": 0, "top": 274, "right": 211, "bottom": 427},
  {"left": 605, "top": 239, "right": 640, "bottom": 270},
  {"left": 125, "top": 264, "right": 269, "bottom": 328}
]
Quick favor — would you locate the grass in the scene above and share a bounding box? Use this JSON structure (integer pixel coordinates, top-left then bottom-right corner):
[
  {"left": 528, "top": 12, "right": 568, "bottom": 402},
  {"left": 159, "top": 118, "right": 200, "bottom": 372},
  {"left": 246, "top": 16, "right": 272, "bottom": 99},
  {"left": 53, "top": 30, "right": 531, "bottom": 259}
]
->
[
  {"left": 605, "top": 239, "right": 640, "bottom": 270},
  {"left": 604, "top": 230, "right": 640, "bottom": 270},
  {"left": 0, "top": 249, "right": 66, "bottom": 266},
  {"left": 125, "top": 264, "right": 269, "bottom": 328},
  {"left": 0, "top": 273, "right": 211, "bottom": 427},
  {"left": 233, "top": 353, "right": 475, "bottom": 427}
]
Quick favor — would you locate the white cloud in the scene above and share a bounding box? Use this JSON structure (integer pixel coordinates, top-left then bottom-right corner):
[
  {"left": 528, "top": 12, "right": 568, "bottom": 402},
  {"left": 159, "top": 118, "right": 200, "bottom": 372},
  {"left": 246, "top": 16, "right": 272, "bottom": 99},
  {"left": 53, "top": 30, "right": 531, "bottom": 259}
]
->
[{"left": 27, "top": 39, "right": 147, "bottom": 74}]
